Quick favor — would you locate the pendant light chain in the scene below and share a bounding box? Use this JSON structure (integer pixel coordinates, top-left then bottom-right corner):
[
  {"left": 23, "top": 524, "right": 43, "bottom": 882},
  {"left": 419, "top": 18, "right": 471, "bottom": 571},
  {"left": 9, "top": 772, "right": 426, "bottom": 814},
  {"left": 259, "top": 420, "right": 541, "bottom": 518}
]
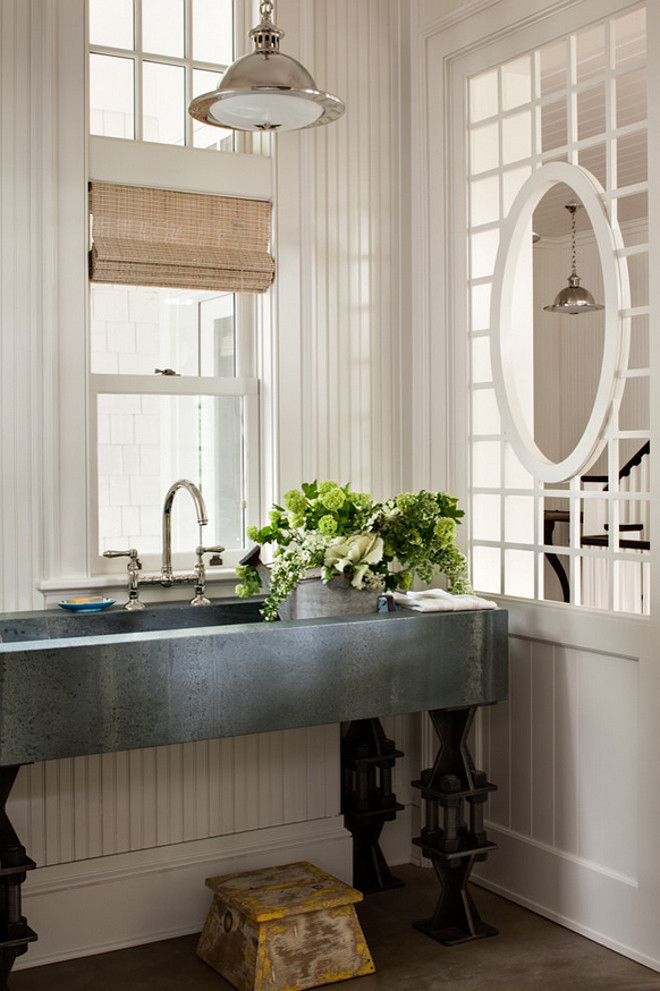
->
[{"left": 569, "top": 204, "right": 578, "bottom": 279}]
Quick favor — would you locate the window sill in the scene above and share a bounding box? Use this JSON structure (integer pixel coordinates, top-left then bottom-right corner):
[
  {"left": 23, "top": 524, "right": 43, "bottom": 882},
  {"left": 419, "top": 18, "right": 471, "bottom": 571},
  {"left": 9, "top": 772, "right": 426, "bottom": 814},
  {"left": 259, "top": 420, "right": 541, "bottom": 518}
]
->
[{"left": 37, "top": 569, "right": 240, "bottom": 607}]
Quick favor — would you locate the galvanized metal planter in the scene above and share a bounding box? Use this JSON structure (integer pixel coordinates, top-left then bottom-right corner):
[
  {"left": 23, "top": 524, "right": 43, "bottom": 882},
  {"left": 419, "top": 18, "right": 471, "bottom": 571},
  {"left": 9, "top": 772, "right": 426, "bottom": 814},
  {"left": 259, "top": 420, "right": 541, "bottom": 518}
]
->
[{"left": 277, "top": 573, "right": 380, "bottom": 622}]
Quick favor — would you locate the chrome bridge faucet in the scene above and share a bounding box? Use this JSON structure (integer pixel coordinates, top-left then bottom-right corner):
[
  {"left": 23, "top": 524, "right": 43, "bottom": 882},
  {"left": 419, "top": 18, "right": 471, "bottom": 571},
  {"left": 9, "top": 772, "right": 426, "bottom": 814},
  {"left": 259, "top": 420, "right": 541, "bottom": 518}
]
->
[{"left": 104, "top": 479, "right": 224, "bottom": 610}]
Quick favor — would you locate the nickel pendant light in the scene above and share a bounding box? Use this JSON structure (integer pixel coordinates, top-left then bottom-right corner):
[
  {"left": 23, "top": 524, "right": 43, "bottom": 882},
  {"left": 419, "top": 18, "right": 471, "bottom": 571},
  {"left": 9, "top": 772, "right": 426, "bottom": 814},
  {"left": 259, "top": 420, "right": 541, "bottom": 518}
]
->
[
  {"left": 543, "top": 203, "right": 604, "bottom": 314},
  {"left": 188, "top": 0, "right": 345, "bottom": 132}
]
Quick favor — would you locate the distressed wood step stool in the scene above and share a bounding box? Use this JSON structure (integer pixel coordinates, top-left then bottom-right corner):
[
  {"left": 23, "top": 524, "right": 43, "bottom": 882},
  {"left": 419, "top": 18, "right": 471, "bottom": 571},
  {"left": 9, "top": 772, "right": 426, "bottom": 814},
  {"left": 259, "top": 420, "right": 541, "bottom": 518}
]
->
[{"left": 197, "top": 861, "right": 375, "bottom": 991}]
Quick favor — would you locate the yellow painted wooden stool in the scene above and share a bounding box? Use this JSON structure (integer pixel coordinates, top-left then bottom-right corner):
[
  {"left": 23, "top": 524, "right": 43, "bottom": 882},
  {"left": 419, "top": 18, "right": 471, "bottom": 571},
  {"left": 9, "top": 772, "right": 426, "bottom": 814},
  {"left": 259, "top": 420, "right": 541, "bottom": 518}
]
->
[{"left": 197, "top": 861, "right": 376, "bottom": 991}]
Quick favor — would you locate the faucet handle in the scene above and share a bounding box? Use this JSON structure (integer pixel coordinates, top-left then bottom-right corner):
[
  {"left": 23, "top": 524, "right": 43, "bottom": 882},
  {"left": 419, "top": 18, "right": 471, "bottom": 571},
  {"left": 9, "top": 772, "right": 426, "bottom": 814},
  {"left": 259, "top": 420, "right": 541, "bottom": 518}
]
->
[
  {"left": 103, "top": 548, "right": 142, "bottom": 569},
  {"left": 196, "top": 545, "right": 225, "bottom": 565}
]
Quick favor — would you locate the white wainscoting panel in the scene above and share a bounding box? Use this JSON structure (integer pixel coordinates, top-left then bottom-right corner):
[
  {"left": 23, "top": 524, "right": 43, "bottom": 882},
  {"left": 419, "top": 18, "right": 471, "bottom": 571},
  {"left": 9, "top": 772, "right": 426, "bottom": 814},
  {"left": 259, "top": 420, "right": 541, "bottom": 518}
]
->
[
  {"left": 479, "top": 635, "right": 639, "bottom": 884},
  {"left": 7, "top": 726, "right": 342, "bottom": 868}
]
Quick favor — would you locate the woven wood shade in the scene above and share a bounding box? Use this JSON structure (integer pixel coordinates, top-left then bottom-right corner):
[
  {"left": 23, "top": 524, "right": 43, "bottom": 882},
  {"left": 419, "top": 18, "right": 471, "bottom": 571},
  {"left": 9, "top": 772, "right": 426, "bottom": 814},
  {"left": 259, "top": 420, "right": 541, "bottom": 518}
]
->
[{"left": 89, "top": 182, "right": 274, "bottom": 293}]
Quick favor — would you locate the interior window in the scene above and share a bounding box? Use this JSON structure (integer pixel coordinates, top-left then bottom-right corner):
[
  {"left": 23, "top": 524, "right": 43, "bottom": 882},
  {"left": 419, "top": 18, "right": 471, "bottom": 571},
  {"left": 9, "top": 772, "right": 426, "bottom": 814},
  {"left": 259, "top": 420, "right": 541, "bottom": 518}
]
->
[{"left": 466, "top": 7, "right": 649, "bottom": 613}]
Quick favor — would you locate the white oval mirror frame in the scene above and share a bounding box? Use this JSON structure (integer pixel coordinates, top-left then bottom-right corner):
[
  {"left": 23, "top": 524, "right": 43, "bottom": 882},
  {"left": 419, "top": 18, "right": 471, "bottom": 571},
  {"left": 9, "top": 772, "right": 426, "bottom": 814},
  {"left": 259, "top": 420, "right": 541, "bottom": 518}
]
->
[{"left": 490, "top": 162, "right": 630, "bottom": 484}]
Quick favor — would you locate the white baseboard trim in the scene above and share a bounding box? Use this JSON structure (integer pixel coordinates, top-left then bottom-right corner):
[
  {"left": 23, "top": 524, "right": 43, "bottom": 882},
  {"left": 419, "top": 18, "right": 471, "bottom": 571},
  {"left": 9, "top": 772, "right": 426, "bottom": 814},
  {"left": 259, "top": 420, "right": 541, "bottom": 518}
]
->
[
  {"left": 17, "top": 816, "right": 351, "bottom": 970},
  {"left": 472, "top": 874, "right": 660, "bottom": 974},
  {"left": 472, "top": 825, "right": 660, "bottom": 975}
]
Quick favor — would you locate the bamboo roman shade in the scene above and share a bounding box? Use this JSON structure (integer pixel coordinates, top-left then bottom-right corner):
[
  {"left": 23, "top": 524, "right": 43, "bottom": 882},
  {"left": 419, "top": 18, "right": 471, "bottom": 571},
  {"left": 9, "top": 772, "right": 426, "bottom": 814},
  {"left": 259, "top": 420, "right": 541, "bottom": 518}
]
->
[{"left": 89, "top": 182, "right": 274, "bottom": 293}]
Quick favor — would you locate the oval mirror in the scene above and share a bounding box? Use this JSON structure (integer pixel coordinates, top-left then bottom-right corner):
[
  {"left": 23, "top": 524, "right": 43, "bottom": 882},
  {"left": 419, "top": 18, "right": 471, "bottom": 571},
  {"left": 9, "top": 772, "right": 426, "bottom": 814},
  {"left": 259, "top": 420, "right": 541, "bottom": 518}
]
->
[{"left": 490, "top": 162, "right": 629, "bottom": 484}]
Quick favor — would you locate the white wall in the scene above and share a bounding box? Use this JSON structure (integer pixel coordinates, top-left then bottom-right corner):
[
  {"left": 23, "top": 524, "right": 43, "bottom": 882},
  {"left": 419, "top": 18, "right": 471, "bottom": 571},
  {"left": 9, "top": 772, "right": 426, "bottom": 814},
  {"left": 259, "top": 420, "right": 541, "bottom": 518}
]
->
[{"left": 0, "top": 0, "right": 420, "bottom": 968}]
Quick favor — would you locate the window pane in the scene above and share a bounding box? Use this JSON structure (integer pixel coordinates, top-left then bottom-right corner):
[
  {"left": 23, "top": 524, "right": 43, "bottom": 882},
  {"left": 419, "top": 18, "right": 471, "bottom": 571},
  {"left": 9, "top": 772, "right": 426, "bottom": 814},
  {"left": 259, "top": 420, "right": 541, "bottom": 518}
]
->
[
  {"left": 143, "top": 61, "right": 185, "bottom": 145},
  {"left": 471, "top": 229, "right": 499, "bottom": 280},
  {"left": 97, "top": 394, "right": 244, "bottom": 554},
  {"left": 614, "top": 8, "right": 646, "bottom": 68},
  {"left": 89, "top": 0, "right": 133, "bottom": 49},
  {"left": 469, "top": 70, "right": 498, "bottom": 122},
  {"left": 473, "top": 495, "right": 501, "bottom": 541},
  {"left": 472, "top": 441, "right": 501, "bottom": 488},
  {"left": 501, "top": 57, "right": 531, "bottom": 111},
  {"left": 472, "top": 546, "right": 501, "bottom": 594},
  {"left": 89, "top": 53, "right": 134, "bottom": 139},
  {"left": 617, "top": 130, "right": 647, "bottom": 188},
  {"left": 576, "top": 24, "right": 607, "bottom": 83},
  {"left": 504, "top": 549, "right": 534, "bottom": 597},
  {"left": 142, "top": 0, "right": 184, "bottom": 57},
  {"left": 502, "top": 111, "right": 532, "bottom": 164},
  {"left": 471, "top": 337, "right": 492, "bottom": 384},
  {"left": 577, "top": 83, "right": 606, "bottom": 141},
  {"left": 505, "top": 496, "right": 535, "bottom": 544},
  {"left": 541, "top": 98, "right": 567, "bottom": 153},
  {"left": 471, "top": 175, "right": 500, "bottom": 226},
  {"left": 90, "top": 285, "right": 236, "bottom": 377},
  {"left": 470, "top": 122, "right": 499, "bottom": 175},
  {"left": 473, "top": 389, "right": 501, "bottom": 435},
  {"left": 616, "top": 68, "right": 647, "bottom": 129},
  {"left": 193, "top": 0, "right": 233, "bottom": 65},
  {"left": 471, "top": 284, "right": 491, "bottom": 332},
  {"left": 539, "top": 41, "right": 566, "bottom": 97},
  {"left": 192, "top": 69, "right": 234, "bottom": 151}
]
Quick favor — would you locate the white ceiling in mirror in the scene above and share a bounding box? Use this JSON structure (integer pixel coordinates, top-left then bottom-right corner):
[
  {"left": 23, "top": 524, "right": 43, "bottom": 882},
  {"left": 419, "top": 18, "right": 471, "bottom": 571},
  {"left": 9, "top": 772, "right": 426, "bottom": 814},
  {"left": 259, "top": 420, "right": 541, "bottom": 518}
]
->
[{"left": 490, "top": 161, "right": 630, "bottom": 484}]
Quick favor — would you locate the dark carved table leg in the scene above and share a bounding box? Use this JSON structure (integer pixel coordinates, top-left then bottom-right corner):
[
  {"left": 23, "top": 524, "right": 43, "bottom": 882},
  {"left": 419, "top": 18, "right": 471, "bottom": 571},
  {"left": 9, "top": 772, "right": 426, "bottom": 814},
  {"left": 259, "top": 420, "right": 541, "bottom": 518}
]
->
[
  {"left": 412, "top": 706, "right": 498, "bottom": 945},
  {"left": 0, "top": 766, "right": 37, "bottom": 988},
  {"left": 341, "top": 719, "right": 404, "bottom": 893}
]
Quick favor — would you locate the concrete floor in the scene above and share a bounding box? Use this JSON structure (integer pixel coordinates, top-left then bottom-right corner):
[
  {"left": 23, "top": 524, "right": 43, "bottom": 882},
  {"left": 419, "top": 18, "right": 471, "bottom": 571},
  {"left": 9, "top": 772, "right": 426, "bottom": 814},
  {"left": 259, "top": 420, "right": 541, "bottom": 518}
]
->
[{"left": 11, "top": 865, "right": 660, "bottom": 991}]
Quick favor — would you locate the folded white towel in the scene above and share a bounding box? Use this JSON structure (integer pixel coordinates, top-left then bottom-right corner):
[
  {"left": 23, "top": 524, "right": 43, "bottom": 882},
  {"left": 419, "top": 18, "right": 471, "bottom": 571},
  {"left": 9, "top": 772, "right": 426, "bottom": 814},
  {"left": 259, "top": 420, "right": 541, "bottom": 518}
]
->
[{"left": 390, "top": 589, "right": 497, "bottom": 612}]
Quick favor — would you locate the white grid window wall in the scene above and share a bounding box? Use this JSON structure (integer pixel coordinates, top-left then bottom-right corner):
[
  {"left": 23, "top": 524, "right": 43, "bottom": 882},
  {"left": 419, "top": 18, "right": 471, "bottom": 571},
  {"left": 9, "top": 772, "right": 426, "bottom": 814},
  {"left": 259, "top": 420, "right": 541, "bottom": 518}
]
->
[{"left": 467, "top": 6, "right": 650, "bottom": 613}]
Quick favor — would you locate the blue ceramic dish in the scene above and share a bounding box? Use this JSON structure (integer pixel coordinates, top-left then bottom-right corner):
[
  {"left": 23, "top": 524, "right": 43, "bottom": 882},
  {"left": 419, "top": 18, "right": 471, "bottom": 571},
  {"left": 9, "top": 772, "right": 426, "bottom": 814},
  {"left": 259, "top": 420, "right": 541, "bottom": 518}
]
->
[{"left": 58, "top": 599, "right": 116, "bottom": 612}]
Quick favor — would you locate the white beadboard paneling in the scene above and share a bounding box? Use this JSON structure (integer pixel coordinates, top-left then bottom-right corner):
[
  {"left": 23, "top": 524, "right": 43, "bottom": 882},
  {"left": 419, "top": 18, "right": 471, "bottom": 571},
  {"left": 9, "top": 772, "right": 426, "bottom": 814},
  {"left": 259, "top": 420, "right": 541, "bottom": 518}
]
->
[
  {"left": 275, "top": 0, "right": 403, "bottom": 497},
  {"left": 575, "top": 649, "right": 638, "bottom": 879},
  {"left": 7, "top": 727, "right": 344, "bottom": 868},
  {"left": 483, "top": 687, "right": 512, "bottom": 829},
  {"left": 482, "top": 635, "right": 638, "bottom": 884},
  {"left": 509, "top": 636, "right": 533, "bottom": 836},
  {"left": 554, "top": 644, "right": 580, "bottom": 856},
  {"left": 530, "top": 641, "right": 556, "bottom": 846}
]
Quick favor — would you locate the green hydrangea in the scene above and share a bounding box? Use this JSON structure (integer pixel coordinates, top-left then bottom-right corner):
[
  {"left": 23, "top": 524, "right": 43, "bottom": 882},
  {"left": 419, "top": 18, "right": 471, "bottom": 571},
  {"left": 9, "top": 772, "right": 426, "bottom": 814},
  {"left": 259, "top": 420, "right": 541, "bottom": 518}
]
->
[
  {"left": 434, "top": 517, "right": 457, "bottom": 545},
  {"left": 246, "top": 524, "right": 260, "bottom": 542},
  {"left": 349, "top": 491, "right": 371, "bottom": 507},
  {"left": 320, "top": 487, "right": 345, "bottom": 511},
  {"left": 283, "top": 488, "right": 307, "bottom": 515},
  {"left": 287, "top": 513, "right": 305, "bottom": 529},
  {"left": 318, "top": 514, "right": 338, "bottom": 536},
  {"left": 318, "top": 480, "right": 339, "bottom": 497},
  {"left": 396, "top": 492, "right": 416, "bottom": 510}
]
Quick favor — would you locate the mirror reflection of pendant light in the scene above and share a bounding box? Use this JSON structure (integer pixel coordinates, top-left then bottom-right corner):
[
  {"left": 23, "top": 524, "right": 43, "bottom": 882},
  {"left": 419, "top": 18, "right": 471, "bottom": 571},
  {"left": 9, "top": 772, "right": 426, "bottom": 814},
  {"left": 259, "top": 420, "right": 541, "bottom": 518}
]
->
[
  {"left": 187, "top": 0, "right": 345, "bottom": 132},
  {"left": 543, "top": 203, "right": 604, "bottom": 314}
]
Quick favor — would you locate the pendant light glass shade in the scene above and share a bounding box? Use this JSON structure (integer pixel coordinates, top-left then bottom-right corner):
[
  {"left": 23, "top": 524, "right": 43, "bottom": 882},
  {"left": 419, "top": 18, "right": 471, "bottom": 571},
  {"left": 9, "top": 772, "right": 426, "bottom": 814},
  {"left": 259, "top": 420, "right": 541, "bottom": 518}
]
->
[
  {"left": 188, "top": 1, "right": 345, "bottom": 132},
  {"left": 543, "top": 203, "right": 604, "bottom": 314}
]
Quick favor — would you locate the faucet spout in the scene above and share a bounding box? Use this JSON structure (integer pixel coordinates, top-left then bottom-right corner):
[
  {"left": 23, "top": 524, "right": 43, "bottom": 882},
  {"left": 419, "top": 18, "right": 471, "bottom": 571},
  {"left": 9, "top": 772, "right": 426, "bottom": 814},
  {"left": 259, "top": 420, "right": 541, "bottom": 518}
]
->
[{"left": 162, "top": 479, "right": 208, "bottom": 580}]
